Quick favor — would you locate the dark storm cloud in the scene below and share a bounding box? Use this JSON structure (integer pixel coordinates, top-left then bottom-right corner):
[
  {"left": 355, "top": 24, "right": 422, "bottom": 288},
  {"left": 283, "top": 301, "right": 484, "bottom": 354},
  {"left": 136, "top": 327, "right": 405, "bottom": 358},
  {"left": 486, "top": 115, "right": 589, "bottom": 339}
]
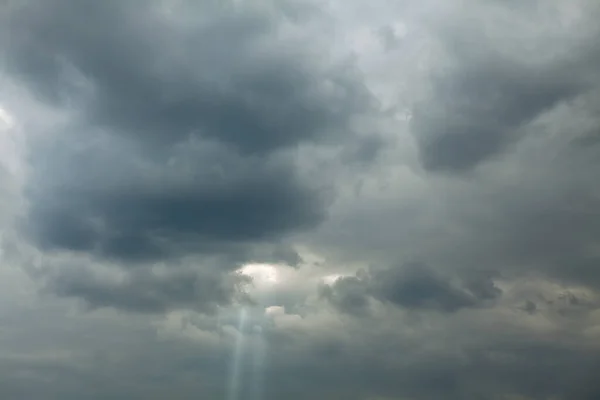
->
[
  {"left": 410, "top": 18, "right": 587, "bottom": 172},
  {"left": 24, "top": 135, "right": 324, "bottom": 262},
  {"left": 47, "top": 265, "right": 250, "bottom": 314},
  {"left": 412, "top": 63, "right": 579, "bottom": 172},
  {"left": 370, "top": 263, "right": 486, "bottom": 312},
  {"left": 4, "top": 0, "right": 373, "bottom": 265},
  {"left": 322, "top": 263, "right": 501, "bottom": 314},
  {"left": 6, "top": 0, "right": 370, "bottom": 154},
  {"left": 319, "top": 275, "right": 371, "bottom": 315},
  {"left": 4, "top": 1, "right": 600, "bottom": 400},
  {"left": 1, "top": 0, "right": 378, "bottom": 314},
  {"left": 20, "top": 134, "right": 323, "bottom": 309}
]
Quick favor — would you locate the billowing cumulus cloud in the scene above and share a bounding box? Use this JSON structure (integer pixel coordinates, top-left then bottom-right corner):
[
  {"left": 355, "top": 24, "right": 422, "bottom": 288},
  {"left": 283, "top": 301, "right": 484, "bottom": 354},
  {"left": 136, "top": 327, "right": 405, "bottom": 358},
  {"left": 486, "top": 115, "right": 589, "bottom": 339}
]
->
[
  {"left": 3, "top": 0, "right": 377, "bottom": 312},
  {"left": 8, "top": 0, "right": 370, "bottom": 260},
  {"left": 25, "top": 137, "right": 324, "bottom": 262},
  {"left": 8, "top": 0, "right": 370, "bottom": 153},
  {"left": 2, "top": 0, "right": 600, "bottom": 399}
]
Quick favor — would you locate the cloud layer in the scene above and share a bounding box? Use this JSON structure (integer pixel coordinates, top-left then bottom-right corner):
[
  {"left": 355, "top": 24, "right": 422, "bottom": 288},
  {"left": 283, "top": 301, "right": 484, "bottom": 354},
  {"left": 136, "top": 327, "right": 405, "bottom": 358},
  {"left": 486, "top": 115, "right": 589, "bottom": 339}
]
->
[{"left": 2, "top": 0, "right": 600, "bottom": 399}]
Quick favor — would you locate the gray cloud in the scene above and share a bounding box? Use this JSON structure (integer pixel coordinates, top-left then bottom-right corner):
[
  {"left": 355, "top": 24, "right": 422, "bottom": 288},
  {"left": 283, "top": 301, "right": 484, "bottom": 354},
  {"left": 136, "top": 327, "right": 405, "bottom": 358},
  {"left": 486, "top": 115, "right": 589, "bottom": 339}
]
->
[
  {"left": 3, "top": 0, "right": 374, "bottom": 268},
  {"left": 25, "top": 135, "right": 325, "bottom": 262},
  {"left": 322, "top": 263, "right": 501, "bottom": 314},
  {"left": 47, "top": 265, "right": 250, "bottom": 314},
  {"left": 370, "top": 263, "right": 491, "bottom": 312},
  {"left": 319, "top": 275, "right": 371, "bottom": 315},
  {"left": 0, "top": 0, "right": 379, "bottom": 316},
  {"left": 3, "top": 0, "right": 600, "bottom": 399},
  {"left": 410, "top": 2, "right": 595, "bottom": 172},
  {"left": 261, "top": 288, "right": 600, "bottom": 400},
  {"left": 412, "top": 58, "right": 580, "bottom": 172},
  {"left": 7, "top": 0, "right": 370, "bottom": 154}
]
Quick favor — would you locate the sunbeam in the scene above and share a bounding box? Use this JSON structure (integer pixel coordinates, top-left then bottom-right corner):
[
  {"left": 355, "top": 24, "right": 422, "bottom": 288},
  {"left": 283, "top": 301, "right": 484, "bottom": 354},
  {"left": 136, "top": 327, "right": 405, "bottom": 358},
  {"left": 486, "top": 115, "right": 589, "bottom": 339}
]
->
[
  {"left": 227, "top": 307, "right": 248, "bottom": 400},
  {"left": 227, "top": 263, "right": 282, "bottom": 400},
  {"left": 251, "top": 324, "right": 267, "bottom": 400}
]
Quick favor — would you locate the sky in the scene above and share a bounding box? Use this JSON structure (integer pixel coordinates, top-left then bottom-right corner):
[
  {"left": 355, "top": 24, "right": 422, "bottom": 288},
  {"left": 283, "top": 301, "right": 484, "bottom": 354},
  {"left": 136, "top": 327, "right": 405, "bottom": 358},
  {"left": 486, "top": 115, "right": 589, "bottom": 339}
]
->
[{"left": 1, "top": 0, "right": 600, "bottom": 399}]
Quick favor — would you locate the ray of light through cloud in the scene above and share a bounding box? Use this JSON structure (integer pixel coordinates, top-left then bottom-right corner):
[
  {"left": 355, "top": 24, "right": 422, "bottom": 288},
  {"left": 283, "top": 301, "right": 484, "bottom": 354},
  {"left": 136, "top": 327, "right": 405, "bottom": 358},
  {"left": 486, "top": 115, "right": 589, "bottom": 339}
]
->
[
  {"left": 228, "top": 263, "right": 284, "bottom": 400},
  {"left": 227, "top": 307, "right": 248, "bottom": 400}
]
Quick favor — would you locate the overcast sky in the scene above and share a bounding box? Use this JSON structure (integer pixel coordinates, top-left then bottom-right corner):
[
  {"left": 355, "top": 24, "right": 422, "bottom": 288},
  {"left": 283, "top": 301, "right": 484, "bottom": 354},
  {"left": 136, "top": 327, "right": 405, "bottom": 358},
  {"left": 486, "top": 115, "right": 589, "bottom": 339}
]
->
[{"left": 1, "top": 0, "right": 600, "bottom": 399}]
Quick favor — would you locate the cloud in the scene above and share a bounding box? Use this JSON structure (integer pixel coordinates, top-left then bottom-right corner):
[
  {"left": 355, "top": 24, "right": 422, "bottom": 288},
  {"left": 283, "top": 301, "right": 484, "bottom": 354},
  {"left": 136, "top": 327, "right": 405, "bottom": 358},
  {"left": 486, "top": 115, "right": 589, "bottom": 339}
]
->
[
  {"left": 409, "top": 0, "right": 597, "bottom": 172},
  {"left": 7, "top": 0, "right": 371, "bottom": 153},
  {"left": 8, "top": 0, "right": 370, "bottom": 260},
  {"left": 24, "top": 137, "right": 325, "bottom": 262},
  {"left": 322, "top": 263, "right": 501, "bottom": 314},
  {"left": 260, "top": 285, "right": 600, "bottom": 399},
  {"left": 411, "top": 56, "right": 580, "bottom": 172},
  {"left": 46, "top": 263, "right": 251, "bottom": 314},
  {"left": 2, "top": 0, "right": 600, "bottom": 399},
  {"left": 1, "top": 0, "right": 379, "bottom": 312},
  {"left": 319, "top": 275, "right": 371, "bottom": 315},
  {"left": 370, "top": 263, "right": 496, "bottom": 312}
]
